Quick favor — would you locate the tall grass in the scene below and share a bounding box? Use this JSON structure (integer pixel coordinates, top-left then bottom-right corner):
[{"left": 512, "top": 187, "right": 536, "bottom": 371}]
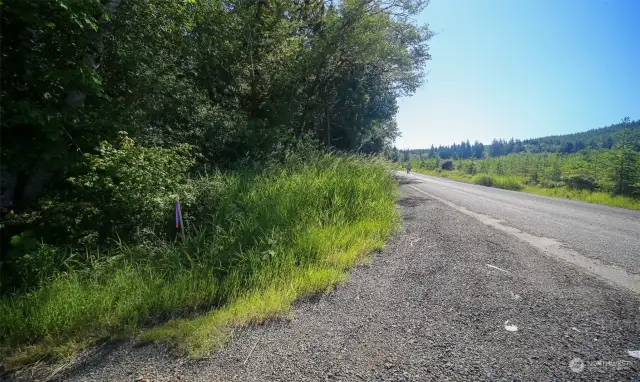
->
[
  {"left": 522, "top": 186, "right": 640, "bottom": 210},
  {"left": 0, "top": 155, "right": 398, "bottom": 367}
]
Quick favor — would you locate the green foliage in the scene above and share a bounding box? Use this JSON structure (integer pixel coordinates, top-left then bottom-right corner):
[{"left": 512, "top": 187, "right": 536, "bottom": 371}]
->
[
  {"left": 472, "top": 174, "right": 493, "bottom": 187},
  {"left": 417, "top": 157, "right": 439, "bottom": 171},
  {"left": 2, "top": 0, "right": 431, "bottom": 203},
  {"left": 447, "top": 150, "right": 639, "bottom": 196},
  {"left": 522, "top": 186, "right": 640, "bottom": 210},
  {"left": 611, "top": 127, "right": 640, "bottom": 196},
  {"left": 471, "top": 174, "right": 523, "bottom": 191},
  {"left": 522, "top": 118, "right": 640, "bottom": 154},
  {"left": 0, "top": 155, "right": 397, "bottom": 366},
  {"left": 0, "top": 0, "right": 428, "bottom": 367},
  {"left": 492, "top": 176, "right": 524, "bottom": 191},
  {"left": 410, "top": 151, "right": 640, "bottom": 210},
  {"left": 465, "top": 161, "right": 478, "bottom": 174},
  {"left": 9, "top": 134, "right": 194, "bottom": 248},
  {"left": 1, "top": 234, "right": 76, "bottom": 293},
  {"left": 563, "top": 174, "right": 597, "bottom": 191},
  {"left": 2, "top": 135, "right": 196, "bottom": 294},
  {"left": 416, "top": 147, "right": 639, "bottom": 208},
  {"left": 0, "top": 0, "right": 110, "bottom": 177},
  {"left": 65, "top": 133, "right": 195, "bottom": 243}
]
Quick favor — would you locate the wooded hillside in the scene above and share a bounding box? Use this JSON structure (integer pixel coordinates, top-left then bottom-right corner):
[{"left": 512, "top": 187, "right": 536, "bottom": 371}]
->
[{"left": 396, "top": 118, "right": 640, "bottom": 160}]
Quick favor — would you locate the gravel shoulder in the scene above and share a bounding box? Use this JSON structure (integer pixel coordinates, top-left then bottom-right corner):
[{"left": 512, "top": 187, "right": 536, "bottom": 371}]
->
[{"left": 55, "top": 178, "right": 640, "bottom": 381}]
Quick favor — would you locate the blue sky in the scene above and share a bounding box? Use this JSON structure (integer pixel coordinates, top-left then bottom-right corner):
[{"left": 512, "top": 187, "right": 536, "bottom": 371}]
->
[{"left": 394, "top": 0, "right": 640, "bottom": 149}]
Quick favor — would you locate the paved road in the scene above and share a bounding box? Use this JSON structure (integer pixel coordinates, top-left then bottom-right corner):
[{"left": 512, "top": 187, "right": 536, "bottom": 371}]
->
[
  {"left": 402, "top": 171, "right": 640, "bottom": 291},
  {"left": 49, "top": 175, "right": 640, "bottom": 381}
]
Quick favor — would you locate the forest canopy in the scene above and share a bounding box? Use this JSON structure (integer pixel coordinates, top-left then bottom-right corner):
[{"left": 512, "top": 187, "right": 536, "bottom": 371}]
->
[
  {"left": 0, "top": 0, "right": 432, "bottom": 295},
  {"left": 1, "top": 0, "right": 432, "bottom": 210}
]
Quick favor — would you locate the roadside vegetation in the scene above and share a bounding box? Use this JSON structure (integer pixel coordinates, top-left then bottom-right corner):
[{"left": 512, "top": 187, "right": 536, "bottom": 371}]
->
[
  {"left": 395, "top": 117, "right": 640, "bottom": 209},
  {"left": 401, "top": 130, "right": 640, "bottom": 210},
  {"left": 1, "top": 0, "right": 429, "bottom": 370},
  {"left": 1, "top": 153, "right": 397, "bottom": 367}
]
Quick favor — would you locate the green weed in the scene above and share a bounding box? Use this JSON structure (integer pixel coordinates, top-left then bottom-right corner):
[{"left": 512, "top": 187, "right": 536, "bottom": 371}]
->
[
  {"left": 471, "top": 174, "right": 524, "bottom": 191},
  {"left": 0, "top": 155, "right": 398, "bottom": 368},
  {"left": 522, "top": 186, "right": 640, "bottom": 210}
]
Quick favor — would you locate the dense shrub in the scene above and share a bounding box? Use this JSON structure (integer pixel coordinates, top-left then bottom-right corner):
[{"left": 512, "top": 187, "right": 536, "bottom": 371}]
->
[
  {"left": 472, "top": 174, "right": 493, "bottom": 187},
  {"left": 0, "top": 155, "right": 397, "bottom": 363},
  {"left": 472, "top": 174, "right": 523, "bottom": 191},
  {"left": 465, "top": 161, "right": 478, "bottom": 174},
  {"left": 493, "top": 176, "right": 524, "bottom": 191},
  {"left": 406, "top": 150, "right": 640, "bottom": 209},
  {"left": 563, "top": 174, "right": 598, "bottom": 191},
  {"left": 537, "top": 179, "right": 565, "bottom": 189},
  {"left": 9, "top": 133, "right": 194, "bottom": 247},
  {"left": 2, "top": 135, "right": 197, "bottom": 293},
  {"left": 419, "top": 159, "right": 439, "bottom": 171}
]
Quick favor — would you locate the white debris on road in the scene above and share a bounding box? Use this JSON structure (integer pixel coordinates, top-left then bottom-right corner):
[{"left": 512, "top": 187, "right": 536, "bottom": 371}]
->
[
  {"left": 486, "top": 264, "right": 509, "bottom": 273},
  {"left": 504, "top": 320, "right": 518, "bottom": 332}
]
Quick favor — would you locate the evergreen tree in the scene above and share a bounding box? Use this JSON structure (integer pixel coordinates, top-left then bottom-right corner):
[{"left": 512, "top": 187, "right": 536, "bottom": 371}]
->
[
  {"left": 563, "top": 142, "right": 575, "bottom": 153},
  {"left": 473, "top": 141, "right": 485, "bottom": 159},
  {"left": 603, "top": 136, "right": 614, "bottom": 149},
  {"left": 428, "top": 145, "right": 436, "bottom": 158},
  {"left": 490, "top": 139, "right": 502, "bottom": 157},
  {"left": 613, "top": 118, "right": 639, "bottom": 196}
]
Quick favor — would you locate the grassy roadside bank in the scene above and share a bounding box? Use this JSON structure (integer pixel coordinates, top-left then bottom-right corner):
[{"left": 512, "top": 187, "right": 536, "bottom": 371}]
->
[
  {"left": 407, "top": 167, "right": 640, "bottom": 210},
  {"left": 0, "top": 156, "right": 399, "bottom": 370}
]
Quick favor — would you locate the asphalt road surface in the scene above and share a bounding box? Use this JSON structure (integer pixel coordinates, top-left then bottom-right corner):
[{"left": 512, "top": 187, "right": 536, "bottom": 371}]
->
[
  {"left": 400, "top": 172, "right": 640, "bottom": 293},
  {"left": 51, "top": 173, "right": 640, "bottom": 381}
]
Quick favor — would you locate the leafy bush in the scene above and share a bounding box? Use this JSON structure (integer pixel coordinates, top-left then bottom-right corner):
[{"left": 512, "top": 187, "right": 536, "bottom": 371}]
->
[
  {"left": 10, "top": 133, "right": 195, "bottom": 248},
  {"left": 0, "top": 234, "right": 78, "bottom": 293},
  {"left": 472, "top": 174, "right": 493, "bottom": 187},
  {"left": 493, "top": 176, "right": 524, "bottom": 191},
  {"left": 465, "top": 161, "right": 477, "bottom": 174},
  {"left": 0, "top": 155, "right": 398, "bottom": 365},
  {"left": 538, "top": 179, "right": 565, "bottom": 189},
  {"left": 472, "top": 174, "right": 523, "bottom": 191},
  {"left": 563, "top": 174, "right": 597, "bottom": 191},
  {"left": 2, "top": 134, "right": 196, "bottom": 293}
]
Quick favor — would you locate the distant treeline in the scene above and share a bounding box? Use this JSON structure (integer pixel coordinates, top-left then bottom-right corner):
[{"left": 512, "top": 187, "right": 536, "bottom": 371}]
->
[{"left": 393, "top": 118, "right": 640, "bottom": 161}]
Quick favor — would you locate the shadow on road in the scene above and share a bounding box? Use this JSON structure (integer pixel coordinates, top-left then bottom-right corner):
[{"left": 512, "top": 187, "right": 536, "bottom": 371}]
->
[
  {"left": 10, "top": 340, "right": 128, "bottom": 382},
  {"left": 396, "top": 196, "right": 431, "bottom": 208},
  {"left": 393, "top": 175, "right": 423, "bottom": 186}
]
